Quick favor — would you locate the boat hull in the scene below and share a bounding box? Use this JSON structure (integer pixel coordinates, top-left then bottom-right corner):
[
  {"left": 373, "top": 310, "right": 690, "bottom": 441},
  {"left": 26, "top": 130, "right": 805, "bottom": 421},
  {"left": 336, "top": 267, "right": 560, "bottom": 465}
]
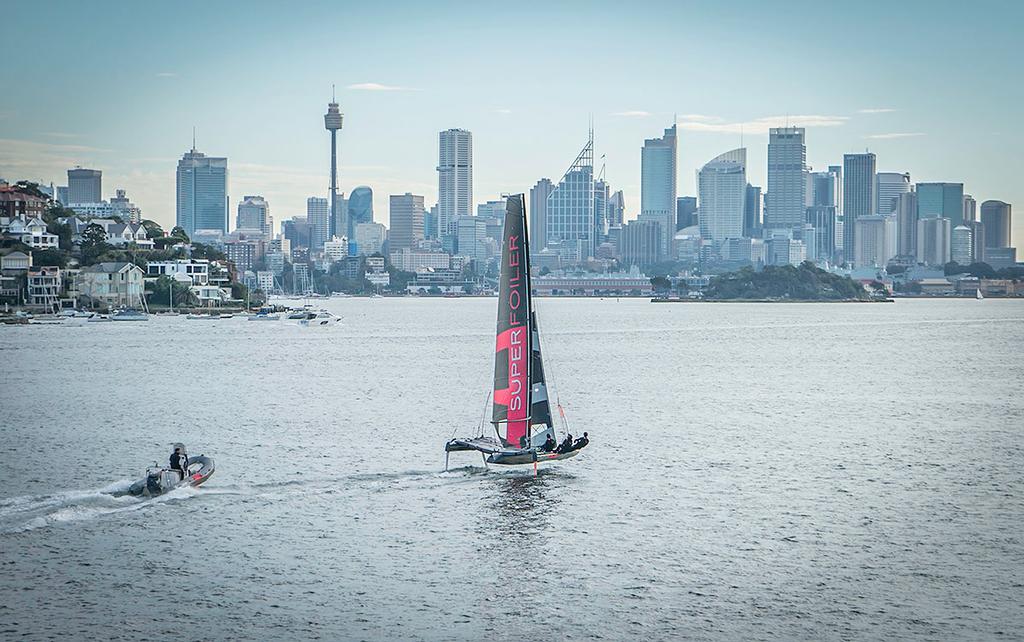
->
[
  {"left": 127, "top": 455, "right": 215, "bottom": 497},
  {"left": 445, "top": 437, "right": 584, "bottom": 466}
]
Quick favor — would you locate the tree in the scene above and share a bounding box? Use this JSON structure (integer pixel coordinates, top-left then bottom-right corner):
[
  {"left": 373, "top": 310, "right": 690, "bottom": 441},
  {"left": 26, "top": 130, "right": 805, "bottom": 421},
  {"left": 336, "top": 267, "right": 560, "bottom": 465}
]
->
[
  {"left": 81, "top": 223, "right": 110, "bottom": 263},
  {"left": 141, "top": 219, "right": 165, "bottom": 239},
  {"left": 650, "top": 275, "right": 672, "bottom": 293},
  {"left": 539, "top": 266, "right": 551, "bottom": 276},
  {"left": 33, "top": 249, "right": 70, "bottom": 268},
  {"left": 169, "top": 226, "right": 191, "bottom": 244},
  {"left": 427, "top": 285, "right": 443, "bottom": 295},
  {"left": 191, "top": 242, "right": 225, "bottom": 261}
]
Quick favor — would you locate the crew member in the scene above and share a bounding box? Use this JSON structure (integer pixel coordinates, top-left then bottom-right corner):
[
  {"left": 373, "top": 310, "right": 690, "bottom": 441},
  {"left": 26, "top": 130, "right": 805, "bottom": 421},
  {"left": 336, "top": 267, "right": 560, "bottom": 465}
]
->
[
  {"left": 542, "top": 434, "right": 557, "bottom": 452},
  {"left": 572, "top": 432, "right": 590, "bottom": 451},
  {"left": 169, "top": 447, "right": 188, "bottom": 480},
  {"left": 556, "top": 434, "right": 574, "bottom": 454}
]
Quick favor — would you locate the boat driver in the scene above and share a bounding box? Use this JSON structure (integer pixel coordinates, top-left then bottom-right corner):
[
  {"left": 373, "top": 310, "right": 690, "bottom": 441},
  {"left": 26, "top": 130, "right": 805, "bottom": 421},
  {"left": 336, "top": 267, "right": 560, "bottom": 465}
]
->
[{"left": 169, "top": 447, "right": 188, "bottom": 480}]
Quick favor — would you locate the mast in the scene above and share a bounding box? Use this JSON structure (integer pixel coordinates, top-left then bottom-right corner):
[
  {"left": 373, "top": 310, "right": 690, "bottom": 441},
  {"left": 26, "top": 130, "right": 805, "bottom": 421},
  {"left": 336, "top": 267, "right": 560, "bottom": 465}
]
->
[{"left": 491, "top": 194, "right": 533, "bottom": 448}]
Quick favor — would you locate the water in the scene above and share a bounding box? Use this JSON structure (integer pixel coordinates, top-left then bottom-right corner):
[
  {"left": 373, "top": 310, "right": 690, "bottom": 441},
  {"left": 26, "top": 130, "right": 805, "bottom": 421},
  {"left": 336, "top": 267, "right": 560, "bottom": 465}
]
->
[{"left": 1, "top": 298, "right": 1022, "bottom": 640}]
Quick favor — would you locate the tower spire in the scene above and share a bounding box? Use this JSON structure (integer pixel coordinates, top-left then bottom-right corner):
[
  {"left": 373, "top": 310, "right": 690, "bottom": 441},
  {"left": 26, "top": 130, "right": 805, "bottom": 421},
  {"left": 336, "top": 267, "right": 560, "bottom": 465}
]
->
[{"left": 192, "top": 126, "right": 196, "bottom": 152}]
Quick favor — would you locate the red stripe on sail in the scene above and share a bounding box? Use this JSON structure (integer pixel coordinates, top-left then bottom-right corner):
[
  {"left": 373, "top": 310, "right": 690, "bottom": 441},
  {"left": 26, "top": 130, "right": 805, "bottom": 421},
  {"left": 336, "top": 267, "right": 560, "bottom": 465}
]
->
[{"left": 494, "top": 326, "right": 529, "bottom": 447}]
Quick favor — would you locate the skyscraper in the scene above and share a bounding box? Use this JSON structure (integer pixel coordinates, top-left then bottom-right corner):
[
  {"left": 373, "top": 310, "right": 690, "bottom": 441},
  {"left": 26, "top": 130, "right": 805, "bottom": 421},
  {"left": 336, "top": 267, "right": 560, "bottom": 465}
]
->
[
  {"left": 176, "top": 147, "right": 228, "bottom": 236},
  {"left": 546, "top": 134, "right": 595, "bottom": 262},
  {"left": 917, "top": 217, "right": 952, "bottom": 266},
  {"left": 806, "top": 206, "right": 837, "bottom": 262},
  {"left": 980, "top": 200, "right": 1011, "bottom": 248},
  {"left": 307, "top": 197, "right": 330, "bottom": 250},
  {"left": 529, "top": 178, "right": 554, "bottom": 251},
  {"left": 951, "top": 225, "right": 973, "bottom": 265},
  {"left": 324, "top": 94, "right": 344, "bottom": 238},
  {"left": 697, "top": 148, "right": 746, "bottom": 243},
  {"left": 743, "top": 186, "right": 761, "bottom": 237},
  {"left": 875, "top": 171, "right": 910, "bottom": 215},
  {"left": 67, "top": 167, "right": 102, "bottom": 204},
  {"left": 348, "top": 186, "right": 374, "bottom": 227},
  {"left": 621, "top": 219, "right": 662, "bottom": 268},
  {"left": 388, "top": 193, "right": 425, "bottom": 253},
  {"left": 608, "top": 190, "right": 625, "bottom": 229},
  {"left": 765, "top": 127, "right": 806, "bottom": 231},
  {"left": 916, "top": 183, "right": 965, "bottom": 226},
  {"left": 641, "top": 123, "right": 677, "bottom": 257},
  {"left": 437, "top": 129, "right": 473, "bottom": 238},
  {"left": 842, "top": 153, "right": 877, "bottom": 262},
  {"left": 895, "top": 191, "right": 918, "bottom": 260},
  {"left": 963, "top": 194, "right": 977, "bottom": 223},
  {"left": 854, "top": 215, "right": 896, "bottom": 268},
  {"left": 236, "top": 195, "right": 270, "bottom": 234}
]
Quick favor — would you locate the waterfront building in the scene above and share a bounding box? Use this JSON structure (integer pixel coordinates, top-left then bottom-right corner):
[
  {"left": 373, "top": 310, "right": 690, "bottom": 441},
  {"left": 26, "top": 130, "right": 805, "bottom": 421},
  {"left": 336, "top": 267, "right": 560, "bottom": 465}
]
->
[
  {"left": 697, "top": 148, "right": 746, "bottom": 243},
  {"left": 176, "top": 147, "right": 228, "bottom": 237},
  {"left": 67, "top": 167, "right": 102, "bottom": 204},
  {"left": 147, "top": 259, "right": 211, "bottom": 285},
  {"left": 916, "top": 217, "right": 952, "bottom": 266},
  {"left": 980, "top": 200, "right": 1011, "bottom": 248},
  {"left": 8, "top": 216, "right": 58, "bottom": 249},
  {"left": 854, "top": 215, "right": 897, "bottom": 268},
  {"left": 984, "top": 247, "right": 1017, "bottom": 270},
  {"left": 676, "top": 196, "right": 698, "bottom": 231},
  {"left": 641, "top": 123, "right": 678, "bottom": 257},
  {"left": 354, "top": 222, "right": 386, "bottom": 256},
  {"left": 876, "top": 172, "right": 910, "bottom": 215},
  {"left": 917, "top": 182, "right": 965, "bottom": 226},
  {"left": 389, "top": 248, "right": 450, "bottom": 272},
  {"left": 766, "top": 127, "right": 806, "bottom": 231},
  {"left": 388, "top": 193, "right": 425, "bottom": 254},
  {"left": 236, "top": 195, "right": 270, "bottom": 235},
  {"left": 307, "top": 197, "right": 330, "bottom": 251},
  {"left": 951, "top": 225, "right": 973, "bottom": 265},
  {"left": 78, "top": 262, "right": 146, "bottom": 309},
  {"left": 842, "top": 153, "right": 877, "bottom": 262},
  {"left": 620, "top": 218, "right": 662, "bottom": 268},
  {"left": 437, "top": 129, "right": 473, "bottom": 237},
  {"left": 546, "top": 134, "right": 596, "bottom": 262}
]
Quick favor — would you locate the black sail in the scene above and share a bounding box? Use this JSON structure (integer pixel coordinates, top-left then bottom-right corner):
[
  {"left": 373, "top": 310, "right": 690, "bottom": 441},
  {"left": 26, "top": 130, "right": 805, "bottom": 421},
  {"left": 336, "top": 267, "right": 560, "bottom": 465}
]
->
[{"left": 529, "top": 311, "right": 554, "bottom": 432}]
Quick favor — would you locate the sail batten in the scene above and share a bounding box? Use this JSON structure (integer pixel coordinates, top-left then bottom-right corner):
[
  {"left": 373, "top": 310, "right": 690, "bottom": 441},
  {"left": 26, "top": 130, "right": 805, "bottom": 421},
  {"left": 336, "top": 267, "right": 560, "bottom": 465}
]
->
[{"left": 491, "top": 195, "right": 533, "bottom": 448}]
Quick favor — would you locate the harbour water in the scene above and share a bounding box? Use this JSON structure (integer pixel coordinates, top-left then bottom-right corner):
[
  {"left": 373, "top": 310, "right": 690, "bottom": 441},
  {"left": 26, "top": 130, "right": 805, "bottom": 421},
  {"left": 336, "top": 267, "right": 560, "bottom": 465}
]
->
[{"left": 1, "top": 298, "right": 1022, "bottom": 640}]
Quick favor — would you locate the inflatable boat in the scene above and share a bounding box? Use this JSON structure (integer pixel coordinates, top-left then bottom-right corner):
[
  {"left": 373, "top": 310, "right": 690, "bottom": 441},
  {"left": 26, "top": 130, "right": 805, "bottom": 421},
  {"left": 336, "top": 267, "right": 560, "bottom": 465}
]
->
[{"left": 128, "top": 454, "right": 215, "bottom": 497}]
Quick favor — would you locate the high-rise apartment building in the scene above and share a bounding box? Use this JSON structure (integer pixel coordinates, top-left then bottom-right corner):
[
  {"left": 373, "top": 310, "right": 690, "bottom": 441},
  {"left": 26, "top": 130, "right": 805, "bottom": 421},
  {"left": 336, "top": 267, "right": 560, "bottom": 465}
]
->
[
  {"left": 875, "top": 171, "right": 910, "bottom": 215},
  {"left": 388, "top": 193, "right": 425, "bottom": 253},
  {"left": 951, "top": 225, "right": 973, "bottom": 265},
  {"left": 980, "top": 200, "right": 1011, "bottom": 248},
  {"left": 641, "top": 123, "right": 677, "bottom": 257},
  {"left": 697, "top": 148, "right": 746, "bottom": 243},
  {"left": 67, "top": 167, "right": 102, "bottom": 204},
  {"left": 765, "top": 128, "right": 806, "bottom": 231},
  {"left": 437, "top": 129, "right": 473, "bottom": 238},
  {"left": 917, "top": 183, "right": 965, "bottom": 226},
  {"left": 842, "top": 153, "right": 877, "bottom": 262},
  {"left": 854, "top": 215, "right": 897, "bottom": 268},
  {"left": 307, "top": 197, "right": 330, "bottom": 250},
  {"left": 176, "top": 148, "right": 228, "bottom": 236},
  {"left": 236, "top": 195, "right": 270, "bottom": 235},
  {"left": 529, "top": 178, "right": 554, "bottom": 251}
]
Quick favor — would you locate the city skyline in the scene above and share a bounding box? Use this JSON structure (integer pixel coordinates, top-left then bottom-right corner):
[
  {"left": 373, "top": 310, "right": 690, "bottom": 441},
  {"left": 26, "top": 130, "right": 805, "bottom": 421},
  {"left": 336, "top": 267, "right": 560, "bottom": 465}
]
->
[{"left": 1, "top": 1, "right": 1022, "bottom": 248}]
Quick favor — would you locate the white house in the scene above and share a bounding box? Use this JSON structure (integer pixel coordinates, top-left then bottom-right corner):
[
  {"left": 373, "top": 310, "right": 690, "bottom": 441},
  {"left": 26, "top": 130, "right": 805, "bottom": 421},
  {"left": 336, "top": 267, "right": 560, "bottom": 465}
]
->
[
  {"left": 1, "top": 250, "right": 32, "bottom": 271},
  {"left": 8, "top": 216, "right": 58, "bottom": 249},
  {"left": 26, "top": 266, "right": 62, "bottom": 311},
  {"left": 77, "top": 262, "right": 146, "bottom": 309},
  {"left": 105, "top": 222, "right": 153, "bottom": 248},
  {"left": 147, "top": 259, "right": 210, "bottom": 285}
]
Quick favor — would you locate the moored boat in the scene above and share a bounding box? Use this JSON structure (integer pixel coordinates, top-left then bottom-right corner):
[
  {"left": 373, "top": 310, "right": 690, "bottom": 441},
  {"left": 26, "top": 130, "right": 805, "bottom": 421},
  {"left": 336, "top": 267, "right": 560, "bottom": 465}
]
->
[{"left": 110, "top": 308, "right": 149, "bottom": 321}]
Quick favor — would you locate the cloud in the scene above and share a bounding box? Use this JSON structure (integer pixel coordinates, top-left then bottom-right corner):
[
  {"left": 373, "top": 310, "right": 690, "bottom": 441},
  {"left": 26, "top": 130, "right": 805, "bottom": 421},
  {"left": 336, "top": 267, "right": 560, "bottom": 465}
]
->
[
  {"left": 676, "top": 114, "right": 723, "bottom": 123},
  {"left": 346, "top": 82, "right": 418, "bottom": 92},
  {"left": 494, "top": 108, "right": 512, "bottom": 115},
  {"left": 865, "top": 132, "right": 926, "bottom": 139},
  {"left": 40, "top": 132, "right": 80, "bottom": 139},
  {"left": 858, "top": 108, "right": 897, "bottom": 114},
  {"left": 155, "top": 72, "right": 178, "bottom": 78},
  {"left": 676, "top": 114, "right": 849, "bottom": 134},
  {"left": 610, "top": 110, "right": 652, "bottom": 117}
]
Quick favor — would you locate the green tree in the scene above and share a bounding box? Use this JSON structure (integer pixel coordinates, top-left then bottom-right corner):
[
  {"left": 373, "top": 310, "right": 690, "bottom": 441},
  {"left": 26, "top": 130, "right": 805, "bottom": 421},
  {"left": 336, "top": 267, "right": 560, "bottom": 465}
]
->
[
  {"left": 650, "top": 275, "right": 672, "bottom": 293},
  {"left": 33, "top": 248, "right": 70, "bottom": 268},
  {"left": 169, "top": 226, "right": 191, "bottom": 244},
  {"left": 80, "top": 223, "right": 110, "bottom": 263},
  {"left": 191, "top": 242, "right": 225, "bottom": 261},
  {"left": 141, "top": 219, "right": 166, "bottom": 239}
]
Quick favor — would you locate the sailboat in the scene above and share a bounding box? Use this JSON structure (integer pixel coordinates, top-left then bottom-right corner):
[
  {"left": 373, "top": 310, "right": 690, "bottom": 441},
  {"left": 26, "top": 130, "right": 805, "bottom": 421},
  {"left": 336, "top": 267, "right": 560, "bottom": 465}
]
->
[
  {"left": 445, "top": 194, "right": 585, "bottom": 469},
  {"left": 976, "top": 286, "right": 984, "bottom": 300}
]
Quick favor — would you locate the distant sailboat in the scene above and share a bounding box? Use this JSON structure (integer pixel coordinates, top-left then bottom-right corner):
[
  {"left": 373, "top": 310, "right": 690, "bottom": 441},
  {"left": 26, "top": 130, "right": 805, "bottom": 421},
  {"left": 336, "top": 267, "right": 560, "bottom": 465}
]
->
[
  {"left": 976, "top": 286, "right": 984, "bottom": 300},
  {"left": 445, "top": 194, "right": 586, "bottom": 469}
]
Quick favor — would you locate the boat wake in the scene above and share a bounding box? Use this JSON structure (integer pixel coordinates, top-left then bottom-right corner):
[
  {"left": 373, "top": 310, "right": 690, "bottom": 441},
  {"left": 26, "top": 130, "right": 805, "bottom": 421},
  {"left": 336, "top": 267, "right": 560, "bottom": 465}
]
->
[{"left": 0, "top": 480, "right": 201, "bottom": 535}]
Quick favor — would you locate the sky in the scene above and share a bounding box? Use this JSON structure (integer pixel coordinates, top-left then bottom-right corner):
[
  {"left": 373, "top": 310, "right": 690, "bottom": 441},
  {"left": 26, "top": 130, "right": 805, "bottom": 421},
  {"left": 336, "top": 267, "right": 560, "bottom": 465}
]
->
[{"left": 2, "top": 0, "right": 1022, "bottom": 247}]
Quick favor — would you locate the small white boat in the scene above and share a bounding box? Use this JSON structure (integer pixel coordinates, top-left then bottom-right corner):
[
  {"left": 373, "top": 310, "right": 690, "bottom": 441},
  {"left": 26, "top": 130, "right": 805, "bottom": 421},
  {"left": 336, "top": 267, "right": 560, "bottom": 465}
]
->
[
  {"left": 296, "top": 310, "right": 340, "bottom": 327},
  {"left": 248, "top": 307, "right": 280, "bottom": 321},
  {"left": 186, "top": 313, "right": 216, "bottom": 320},
  {"left": 977, "top": 287, "right": 984, "bottom": 300},
  {"left": 111, "top": 308, "right": 149, "bottom": 321},
  {"left": 87, "top": 314, "right": 112, "bottom": 323},
  {"left": 218, "top": 313, "right": 234, "bottom": 319}
]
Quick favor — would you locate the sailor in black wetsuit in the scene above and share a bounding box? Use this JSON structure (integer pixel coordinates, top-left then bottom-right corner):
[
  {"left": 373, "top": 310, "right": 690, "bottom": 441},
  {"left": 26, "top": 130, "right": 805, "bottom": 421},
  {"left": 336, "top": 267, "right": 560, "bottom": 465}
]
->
[
  {"left": 169, "top": 447, "right": 187, "bottom": 480},
  {"left": 556, "top": 434, "right": 574, "bottom": 454},
  {"left": 572, "top": 432, "right": 589, "bottom": 451},
  {"left": 541, "top": 434, "right": 557, "bottom": 452}
]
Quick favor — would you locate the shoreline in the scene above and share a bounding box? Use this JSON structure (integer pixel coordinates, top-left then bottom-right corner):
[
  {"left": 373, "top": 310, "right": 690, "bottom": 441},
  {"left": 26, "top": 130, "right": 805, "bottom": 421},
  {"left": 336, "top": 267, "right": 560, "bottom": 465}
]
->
[{"left": 651, "top": 297, "right": 895, "bottom": 303}]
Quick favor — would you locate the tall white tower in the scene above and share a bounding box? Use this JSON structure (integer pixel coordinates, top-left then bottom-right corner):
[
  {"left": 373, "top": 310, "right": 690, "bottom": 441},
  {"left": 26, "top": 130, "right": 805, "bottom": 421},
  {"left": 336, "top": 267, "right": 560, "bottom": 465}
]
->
[{"left": 324, "top": 89, "right": 344, "bottom": 238}]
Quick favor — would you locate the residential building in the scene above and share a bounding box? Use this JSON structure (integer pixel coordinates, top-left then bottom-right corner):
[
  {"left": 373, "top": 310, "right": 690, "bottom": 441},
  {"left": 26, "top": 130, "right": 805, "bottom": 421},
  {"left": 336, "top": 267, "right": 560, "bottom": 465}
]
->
[
  {"left": 67, "top": 167, "right": 102, "bottom": 204},
  {"left": 283, "top": 217, "right": 311, "bottom": 249},
  {"left": 176, "top": 147, "right": 228, "bottom": 236},
  {"left": 437, "top": 129, "right": 473, "bottom": 237},
  {"left": 354, "top": 222, "right": 386, "bottom": 256},
  {"left": 307, "top": 197, "right": 330, "bottom": 250},
  {"left": 109, "top": 189, "right": 142, "bottom": 223},
  {"left": 980, "top": 200, "right": 1011, "bottom": 248},
  {"left": 641, "top": 123, "right": 677, "bottom": 257},
  {"left": 951, "top": 225, "right": 973, "bottom": 265},
  {"left": 0, "top": 186, "right": 48, "bottom": 219},
  {"left": 9, "top": 216, "right": 58, "bottom": 249},
  {"left": 529, "top": 178, "right": 554, "bottom": 250},
  {"left": 78, "top": 262, "right": 146, "bottom": 308},
  {"left": 854, "top": 215, "right": 897, "bottom": 268},
  {"left": 26, "top": 266, "right": 61, "bottom": 311},
  {"left": 105, "top": 222, "right": 153, "bottom": 248},
  {"left": 389, "top": 193, "right": 425, "bottom": 253},
  {"left": 697, "top": 148, "right": 746, "bottom": 243},
  {"left": 917, "top": 182, "right": 965, "bottom": 226},
  {"left": 364, "top": 256, "right": 390, "bottom": 289},
  {"left": 147, "top": 259, "right": 210, "bottom": 285},
  {"left": 268, "top": 237, "right": 291, "bottom": 261},
  {"left": 237, "top": 195, "right": 271, "bottom": 235},
  {"left": 546, "top": 134, "right": 596, "bottom": 263},
  {"left": 916, "top": 217, "right": 952, "bottom": 266},
  {"left": 224, "top": 239, "right": 264, "bottom": 274},
  {"left": 323, "top": 236, "right": 349, "bottom": 264},
  {"left": 766, "top": 127, "right": 806, "bottom": 231},
  {"left": 843, "top": 153, "right": 877, "bottom": 262},
  {"left": 876, "top": 171, "right": 910, "bottom": 215}
]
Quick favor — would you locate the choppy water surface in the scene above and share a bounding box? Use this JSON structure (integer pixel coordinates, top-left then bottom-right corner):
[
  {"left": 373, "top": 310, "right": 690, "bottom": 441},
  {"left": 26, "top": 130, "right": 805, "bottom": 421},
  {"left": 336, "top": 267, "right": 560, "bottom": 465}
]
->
[{"left": 1, "top": 298, "right": 1022, "bottom": 640}]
